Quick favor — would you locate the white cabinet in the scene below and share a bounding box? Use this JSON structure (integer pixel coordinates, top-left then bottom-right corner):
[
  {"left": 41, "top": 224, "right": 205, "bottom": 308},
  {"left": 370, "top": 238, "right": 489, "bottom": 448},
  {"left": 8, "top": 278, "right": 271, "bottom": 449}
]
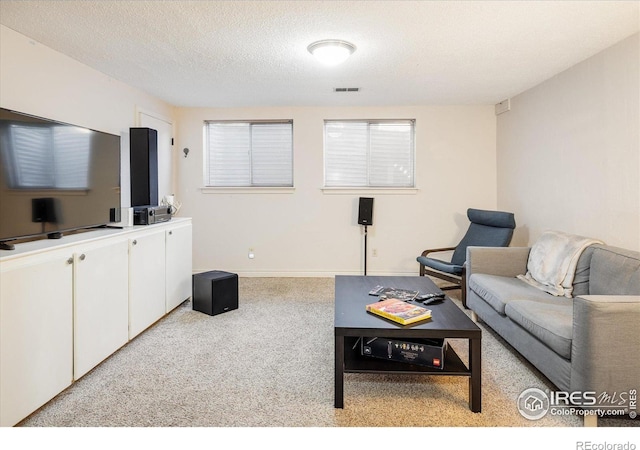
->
[
  {"left": 128, "top": 230, "right": 167, "bottom": 339},
  {"left": 0, "top": 248, "right": 73, "bottom": 427},
  {"left": 165, "top": 222, "right": 192, "bottom": 312},
  {"left": 0, "top": 217, "right": 192, "bottom": 426},
  {"left": 73, "top": 239, "right": 129, "bottom": 379}
]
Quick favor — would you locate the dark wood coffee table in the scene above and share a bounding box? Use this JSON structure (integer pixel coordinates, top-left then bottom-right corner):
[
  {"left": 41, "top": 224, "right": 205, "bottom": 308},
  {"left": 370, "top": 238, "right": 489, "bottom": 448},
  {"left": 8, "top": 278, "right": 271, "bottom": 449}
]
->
[{"left": 334, "top": 275, "right": 482, "bottom": 412}]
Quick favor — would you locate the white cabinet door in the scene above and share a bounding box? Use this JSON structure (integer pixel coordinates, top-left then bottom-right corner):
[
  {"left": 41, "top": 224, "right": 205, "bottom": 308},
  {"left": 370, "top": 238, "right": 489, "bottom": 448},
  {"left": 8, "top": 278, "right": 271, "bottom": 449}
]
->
[
  {"left": 0, "top": 249, "right": 73, "bottom": 427},
  {"left": 128, "top": 231, "right": 166, "bottom": 339},
  {"left": 73, "top": 239, "right": 129, "bottom": 379},
  {"left": 165, "top": 223, "right": 192, "bottom": 312}
]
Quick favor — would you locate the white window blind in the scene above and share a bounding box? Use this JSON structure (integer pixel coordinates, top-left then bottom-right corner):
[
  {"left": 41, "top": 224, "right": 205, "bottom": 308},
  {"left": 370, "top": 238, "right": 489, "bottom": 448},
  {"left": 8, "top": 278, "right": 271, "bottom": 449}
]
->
[
  {"left": 205, "top": 121, "right": 293, "bottom": 187},
  {"left": 324, "top": 120, "right": 415, "bottom": 188}
]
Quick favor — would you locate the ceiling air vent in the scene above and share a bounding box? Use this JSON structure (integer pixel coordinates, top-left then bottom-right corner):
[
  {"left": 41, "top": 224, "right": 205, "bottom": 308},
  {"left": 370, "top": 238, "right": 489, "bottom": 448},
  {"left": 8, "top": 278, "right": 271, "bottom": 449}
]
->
[
  {"left": 495, "top": 98, "right": 511, "bottom": 115},
  {"left": 334, "top": 87, "right": 360, "bottom": 92}
]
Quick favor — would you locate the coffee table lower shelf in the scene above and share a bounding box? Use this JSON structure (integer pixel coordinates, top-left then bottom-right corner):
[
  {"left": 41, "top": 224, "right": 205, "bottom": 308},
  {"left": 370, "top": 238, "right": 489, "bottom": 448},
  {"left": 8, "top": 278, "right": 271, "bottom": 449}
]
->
[
  {"left": 335, "top": 334, "right": 481, "bottom": 412},
  {"left": 343, "top": 340, "right": 470, "bottom": 376}
]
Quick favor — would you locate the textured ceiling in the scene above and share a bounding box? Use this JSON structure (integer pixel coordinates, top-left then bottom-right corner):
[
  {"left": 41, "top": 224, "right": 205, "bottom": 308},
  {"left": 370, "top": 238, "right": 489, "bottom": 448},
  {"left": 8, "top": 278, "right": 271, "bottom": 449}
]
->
[{"left": 0, "top": 1, "right": 638, "bottom": 107}]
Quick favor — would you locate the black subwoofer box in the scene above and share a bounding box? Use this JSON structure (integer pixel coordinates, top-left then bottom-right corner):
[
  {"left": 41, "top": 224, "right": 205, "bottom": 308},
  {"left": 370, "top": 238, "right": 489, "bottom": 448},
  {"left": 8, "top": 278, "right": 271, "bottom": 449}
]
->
[{"left": 192, "top": 271, "right": 239, "bottom": 316}]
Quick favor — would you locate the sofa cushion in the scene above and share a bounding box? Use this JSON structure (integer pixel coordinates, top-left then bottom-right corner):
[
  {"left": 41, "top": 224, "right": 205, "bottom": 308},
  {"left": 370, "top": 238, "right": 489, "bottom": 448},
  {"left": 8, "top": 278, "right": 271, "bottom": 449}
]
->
[
  {"left": 589, "top": 246, "right": 640, "bottom": 295},
  {"left": 469, "top": 274, "right": 556, "bottom": 315},
  {"left": 571, "top": 245, "right": 596, "bottom": 297},
  {"left": 505, "top": 300, "right": 573, "bottom": 360}
]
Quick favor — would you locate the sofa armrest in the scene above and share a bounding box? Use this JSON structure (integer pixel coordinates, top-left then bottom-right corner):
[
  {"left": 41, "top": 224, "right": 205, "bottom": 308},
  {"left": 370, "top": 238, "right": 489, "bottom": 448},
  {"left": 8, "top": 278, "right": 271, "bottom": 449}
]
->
[
  {"left": 466, "top": 246, "right": 530, "bottom": 281},
  {"left": 570, "top": 295, "right": 640, "bottom": 394}
]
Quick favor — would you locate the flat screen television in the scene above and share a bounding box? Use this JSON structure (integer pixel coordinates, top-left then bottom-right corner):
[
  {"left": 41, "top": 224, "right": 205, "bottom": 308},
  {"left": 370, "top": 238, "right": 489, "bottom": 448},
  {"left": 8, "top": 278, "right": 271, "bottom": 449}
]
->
[{"left": 0, "top": 108, "right": 121, "bottom": 249}]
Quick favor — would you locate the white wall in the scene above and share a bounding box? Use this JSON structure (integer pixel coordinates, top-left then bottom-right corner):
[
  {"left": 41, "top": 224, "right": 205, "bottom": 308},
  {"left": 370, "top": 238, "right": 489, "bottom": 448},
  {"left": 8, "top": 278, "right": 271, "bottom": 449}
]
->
[
  {"left": 496, "top": 33, "right": 640, "bottom": 251},
  {"left": 1, "top": 25, "right": 499, "bottom": 276},
  {"left": 176, "top": 105, "right": 497, "bottom": 276},
  {"left": 0, "top": 26, "right": 175, "bottom": 207}
]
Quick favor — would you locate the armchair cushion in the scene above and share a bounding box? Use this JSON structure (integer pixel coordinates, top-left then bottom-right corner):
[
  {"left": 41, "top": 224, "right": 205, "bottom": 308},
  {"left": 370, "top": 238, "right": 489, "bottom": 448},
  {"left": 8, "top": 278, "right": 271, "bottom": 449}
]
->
[
  {"left": 417, "top": 208, "right": 515, "bottom": 308},
  {"left": 467, "top": 208, "right": 517, "bottom": 228},
  {"left": 450, "top": 209, "right": 516, "bottom": 266}
]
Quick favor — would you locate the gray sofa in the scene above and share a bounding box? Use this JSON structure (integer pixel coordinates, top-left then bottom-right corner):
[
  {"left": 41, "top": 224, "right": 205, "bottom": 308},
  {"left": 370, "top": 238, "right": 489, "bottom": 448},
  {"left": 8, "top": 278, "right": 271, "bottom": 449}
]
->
[{"left": 465, "top": 243, "right": 640, "bottom": 424}]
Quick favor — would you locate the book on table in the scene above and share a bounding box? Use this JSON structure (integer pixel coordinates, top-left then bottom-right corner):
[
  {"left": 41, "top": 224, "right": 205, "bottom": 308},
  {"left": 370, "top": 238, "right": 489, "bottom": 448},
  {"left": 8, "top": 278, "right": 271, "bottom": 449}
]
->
[{"left": 365, "top": 298, "right": 432, "bottom": 325}]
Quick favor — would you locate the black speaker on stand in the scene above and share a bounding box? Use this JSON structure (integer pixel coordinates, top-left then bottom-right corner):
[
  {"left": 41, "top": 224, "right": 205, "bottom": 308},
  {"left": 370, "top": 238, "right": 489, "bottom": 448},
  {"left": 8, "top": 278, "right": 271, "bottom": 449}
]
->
[
  {"left": 358, "top": 197, "right": 374, "bottom": 275},
  {"left": 130, "top": 127, "right": 159, "bottom": 207}
]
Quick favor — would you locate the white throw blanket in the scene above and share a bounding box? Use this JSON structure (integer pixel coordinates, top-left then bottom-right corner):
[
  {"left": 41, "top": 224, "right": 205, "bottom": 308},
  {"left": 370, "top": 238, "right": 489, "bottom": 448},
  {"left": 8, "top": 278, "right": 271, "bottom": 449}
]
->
[{"left": 517, "top": 230, "right": 603, "bottom": 297}]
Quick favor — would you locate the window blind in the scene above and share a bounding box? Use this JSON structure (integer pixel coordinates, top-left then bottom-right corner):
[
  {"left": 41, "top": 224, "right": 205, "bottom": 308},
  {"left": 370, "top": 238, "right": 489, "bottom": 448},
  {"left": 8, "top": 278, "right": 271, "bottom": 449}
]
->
[
  {"left": 205, "top": 121, "right": 293, "bottom": 187},
  {"left": 324, "top": 120, "right": 415, "bottom": 188}
]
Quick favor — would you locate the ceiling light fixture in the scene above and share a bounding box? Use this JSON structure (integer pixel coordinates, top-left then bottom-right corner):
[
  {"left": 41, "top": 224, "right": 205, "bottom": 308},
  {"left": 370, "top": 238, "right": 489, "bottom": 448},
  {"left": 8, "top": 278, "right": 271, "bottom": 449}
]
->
[{"left": 307, "top": 39, "right": 356, "bottom": 66}]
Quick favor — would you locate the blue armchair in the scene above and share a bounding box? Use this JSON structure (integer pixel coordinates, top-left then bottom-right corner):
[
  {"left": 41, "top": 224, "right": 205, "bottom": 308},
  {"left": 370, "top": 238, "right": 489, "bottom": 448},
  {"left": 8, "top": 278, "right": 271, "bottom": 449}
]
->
[{"left": 417, "top": 208, "right": 516, "bottom": 307}]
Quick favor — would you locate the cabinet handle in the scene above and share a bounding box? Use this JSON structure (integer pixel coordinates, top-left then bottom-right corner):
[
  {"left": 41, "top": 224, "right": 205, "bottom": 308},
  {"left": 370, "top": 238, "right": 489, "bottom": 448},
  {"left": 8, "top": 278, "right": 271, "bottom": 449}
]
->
[
  {"left": 79, "top": 254, "right": 86, "bottom": 261},
  {"left": 66, "top": 257, "right": 74, "bottom": 265},
  {"left": 169, "top": 231, "right": 173, "bottom": 235},
  {"left": 132, "top": 240, "right": 137, "bottom": 246}
]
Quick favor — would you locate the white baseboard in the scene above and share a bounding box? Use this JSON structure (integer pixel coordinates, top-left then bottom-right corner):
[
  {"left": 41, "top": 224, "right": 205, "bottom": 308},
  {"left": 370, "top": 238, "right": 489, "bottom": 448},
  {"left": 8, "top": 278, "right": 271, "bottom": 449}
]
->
[{"left": 191, "top": 270, "right": 420, "bottom": 278}]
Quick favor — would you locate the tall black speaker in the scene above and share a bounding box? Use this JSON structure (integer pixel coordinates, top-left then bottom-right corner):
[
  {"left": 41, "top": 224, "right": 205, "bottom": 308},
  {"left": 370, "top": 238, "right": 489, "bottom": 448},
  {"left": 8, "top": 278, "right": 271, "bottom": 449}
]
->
[
  {"left": 358, "top": 197, "right": 374, "bottom": 226},
  {"left": 130, "top": 127, "right": 158, "bottom": 207}
]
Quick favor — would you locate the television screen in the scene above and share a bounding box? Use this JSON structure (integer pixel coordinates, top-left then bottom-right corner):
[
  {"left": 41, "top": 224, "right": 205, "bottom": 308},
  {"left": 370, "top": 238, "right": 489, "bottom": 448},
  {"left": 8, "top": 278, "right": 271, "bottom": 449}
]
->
[{"left": 0, "top": 108, "right": 121, "bottom": 246}]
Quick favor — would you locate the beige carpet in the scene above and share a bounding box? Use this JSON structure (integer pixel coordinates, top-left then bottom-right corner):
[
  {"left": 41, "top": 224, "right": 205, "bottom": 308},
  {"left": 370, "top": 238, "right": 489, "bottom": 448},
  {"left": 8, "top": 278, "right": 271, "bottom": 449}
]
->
[{"left": 13, "top": 277, "right": 636, "bottom": 432}]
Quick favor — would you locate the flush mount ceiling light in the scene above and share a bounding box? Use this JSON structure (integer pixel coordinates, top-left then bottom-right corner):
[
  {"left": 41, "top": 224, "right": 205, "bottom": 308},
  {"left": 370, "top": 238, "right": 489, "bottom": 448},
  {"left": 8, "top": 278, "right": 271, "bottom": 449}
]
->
[{"left": 307, "top": 39, "right": 356, "bottom": 66}]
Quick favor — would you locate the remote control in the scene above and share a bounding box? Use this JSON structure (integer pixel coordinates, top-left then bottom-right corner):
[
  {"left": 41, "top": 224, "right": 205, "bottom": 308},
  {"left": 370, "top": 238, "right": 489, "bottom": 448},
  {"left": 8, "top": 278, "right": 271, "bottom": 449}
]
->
[
  {"left": 368, "top": 285, "right": 386, "bottom": 295},
  {"left": 421, "top": 296, "right": 445, "bottom": 305}
]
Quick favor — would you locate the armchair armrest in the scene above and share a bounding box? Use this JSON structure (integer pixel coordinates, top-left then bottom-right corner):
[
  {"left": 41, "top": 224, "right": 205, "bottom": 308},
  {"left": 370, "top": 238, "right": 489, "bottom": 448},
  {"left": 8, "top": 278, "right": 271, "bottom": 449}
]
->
[
  {"left": 466, "top": 246, "right": 530, "bottom": 279},
  {"left": 418, "top": 247, "right": 457, "bottom": 277},
  {"left": 570, "top": 295, "right": 640, "bottom": 394},
  {"left": 420, "top": 247, "right": 457, "bottom": 258}
]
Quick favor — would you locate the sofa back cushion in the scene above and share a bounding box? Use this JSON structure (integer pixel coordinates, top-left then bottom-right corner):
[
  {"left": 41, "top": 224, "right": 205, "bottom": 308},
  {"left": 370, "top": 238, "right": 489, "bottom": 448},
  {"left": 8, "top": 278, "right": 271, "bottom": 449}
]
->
[
  {"left": 589, "top": 246, "right": 640, "bottom": 295},
  {"left": 571, "top": 245, "right": 596, "bottom": 296}
]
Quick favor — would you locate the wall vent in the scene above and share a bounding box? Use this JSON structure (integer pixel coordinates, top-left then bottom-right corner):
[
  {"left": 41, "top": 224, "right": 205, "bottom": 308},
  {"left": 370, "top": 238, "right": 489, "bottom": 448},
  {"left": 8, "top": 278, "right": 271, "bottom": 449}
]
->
[
  {"left": 334, "top": 87, "right": 360, "bottom": 92},
  {"left": 495, "top": 98, "right": 511, "bottom": 115}
]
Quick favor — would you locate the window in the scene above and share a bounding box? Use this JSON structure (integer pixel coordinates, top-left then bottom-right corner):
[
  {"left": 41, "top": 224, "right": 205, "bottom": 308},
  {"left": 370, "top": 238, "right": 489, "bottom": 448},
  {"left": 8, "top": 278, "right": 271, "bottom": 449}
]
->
[
  {"left": 204, "top": 121, "right": 293, "bottom": 187},
  {"left": 324, "top": 120, "right": 415, "bottom": 188}
]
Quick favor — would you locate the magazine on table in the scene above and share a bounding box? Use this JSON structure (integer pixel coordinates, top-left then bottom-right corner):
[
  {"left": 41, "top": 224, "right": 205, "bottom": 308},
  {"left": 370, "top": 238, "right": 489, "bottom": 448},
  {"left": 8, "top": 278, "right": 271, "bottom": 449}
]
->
[{"left": 368, "top": 285, "right": 419, "bottom": 302}]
